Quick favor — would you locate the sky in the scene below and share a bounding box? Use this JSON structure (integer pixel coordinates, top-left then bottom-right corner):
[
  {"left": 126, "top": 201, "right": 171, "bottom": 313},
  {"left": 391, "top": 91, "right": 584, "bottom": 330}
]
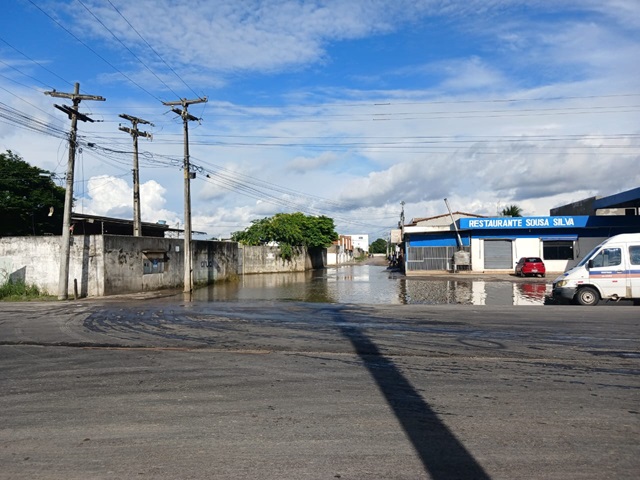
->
[{"left": 1, "top": 0, "right": 639, "bottom": 242}]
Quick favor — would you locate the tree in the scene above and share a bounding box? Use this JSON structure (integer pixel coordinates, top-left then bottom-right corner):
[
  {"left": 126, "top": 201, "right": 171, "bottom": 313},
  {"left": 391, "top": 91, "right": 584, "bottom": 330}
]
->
[
  {"left": 369, "top": 238, "right": 388, "bottom": 254},
  {"left": 500, "top": 204, "right": 523, "bottom": 217},
  {"left": 232, "top": 212, "right": 339, "bottom": 259},
  {"left": 0, "top": 151, "right": 66, "bottom": 236}
]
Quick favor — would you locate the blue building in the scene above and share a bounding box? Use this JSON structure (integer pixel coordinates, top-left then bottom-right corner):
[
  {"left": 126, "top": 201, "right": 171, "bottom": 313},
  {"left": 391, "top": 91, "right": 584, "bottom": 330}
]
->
[{"left": 402, "top": 189, "right": 640, "bottom": 275}]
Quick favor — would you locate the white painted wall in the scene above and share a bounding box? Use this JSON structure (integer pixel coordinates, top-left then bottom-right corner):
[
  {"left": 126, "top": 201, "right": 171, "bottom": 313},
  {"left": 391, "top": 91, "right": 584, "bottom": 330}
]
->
[
  {"left": 0, "top": 235, "right": 105, "bottom": 296},
  {"left": 469, "top": 236, "right": 608, "bottom": 274},
  {"left": 349, "top": 234, "right": 369, "bottom": 252}
]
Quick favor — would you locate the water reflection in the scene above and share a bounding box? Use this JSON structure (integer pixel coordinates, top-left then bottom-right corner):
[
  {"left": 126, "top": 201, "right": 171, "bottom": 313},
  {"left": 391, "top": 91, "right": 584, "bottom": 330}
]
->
[{"left": 192, "top": 265, "right": 551, "bottom": 305}]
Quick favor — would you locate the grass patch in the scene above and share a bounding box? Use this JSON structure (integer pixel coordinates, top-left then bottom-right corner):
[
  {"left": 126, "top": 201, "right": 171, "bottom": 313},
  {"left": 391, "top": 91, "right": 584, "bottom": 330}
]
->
[{"left": 0, "top": 279, "right": 52, "bottom": 301}]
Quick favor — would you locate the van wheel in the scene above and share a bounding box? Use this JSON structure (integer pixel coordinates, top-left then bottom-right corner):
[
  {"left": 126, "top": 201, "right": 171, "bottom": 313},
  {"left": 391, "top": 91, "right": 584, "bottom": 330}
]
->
[{"left": 575, "top": 287, "right": 599, "bottom": 306}]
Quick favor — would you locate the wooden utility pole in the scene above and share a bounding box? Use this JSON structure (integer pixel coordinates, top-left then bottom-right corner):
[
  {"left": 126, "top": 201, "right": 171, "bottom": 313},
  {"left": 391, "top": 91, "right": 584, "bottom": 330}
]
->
[
  {"left": 119, "top": 114, "right": 154, "bottom": 237},
  {"left": 44, "top": 83, "right": 105, "bottom": 300},
  {"left": 162, "top": 97, "right": 207, "bottom": 294}
]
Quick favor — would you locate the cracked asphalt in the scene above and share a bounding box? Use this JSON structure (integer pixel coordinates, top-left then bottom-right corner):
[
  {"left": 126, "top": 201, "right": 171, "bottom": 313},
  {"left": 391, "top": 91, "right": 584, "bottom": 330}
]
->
[{"left": 0, "top": 297, "right": 638, "bottom": 479}]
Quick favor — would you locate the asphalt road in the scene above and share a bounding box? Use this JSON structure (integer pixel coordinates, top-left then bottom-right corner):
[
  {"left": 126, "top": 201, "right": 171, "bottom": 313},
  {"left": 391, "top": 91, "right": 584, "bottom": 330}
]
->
[{"left": 0, "top": 298, "right": 638, "bottom": 479}]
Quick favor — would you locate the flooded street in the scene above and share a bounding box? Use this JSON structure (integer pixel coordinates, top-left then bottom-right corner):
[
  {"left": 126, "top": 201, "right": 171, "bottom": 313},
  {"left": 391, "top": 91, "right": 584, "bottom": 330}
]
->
[
  {"left": 192, "top": 264, "right": 552, "bottom": 305},
  {"left": 1, "top": 279, "right": 638, "bottom": 479}
]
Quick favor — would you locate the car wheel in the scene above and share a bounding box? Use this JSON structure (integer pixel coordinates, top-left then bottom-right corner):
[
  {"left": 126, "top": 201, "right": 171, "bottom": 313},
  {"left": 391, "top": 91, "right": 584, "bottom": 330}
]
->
[
  {"left": 540, "top": 273, "right": 545, "bottom": 278},
  {"left": 575, "top": 286, "right": 599, "bottom": 306}
]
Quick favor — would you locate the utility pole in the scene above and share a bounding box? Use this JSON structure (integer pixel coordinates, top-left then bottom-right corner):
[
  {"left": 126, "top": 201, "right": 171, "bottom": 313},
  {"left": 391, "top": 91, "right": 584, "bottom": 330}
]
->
[
  {"left": 44, "top": 83, "right": 105, "bottom": 300},
  {"left": 162, "top": 96, "right": 208, "bottom": 294},
  {"left": 119, "top": 114, "right": 154, "bottom": 237}
]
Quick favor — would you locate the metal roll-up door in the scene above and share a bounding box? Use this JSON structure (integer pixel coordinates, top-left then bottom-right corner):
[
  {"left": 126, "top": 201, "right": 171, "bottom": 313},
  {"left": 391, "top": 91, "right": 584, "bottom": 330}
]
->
[{"left": 484, "top": 240, "right": 513, "bottom": 269}]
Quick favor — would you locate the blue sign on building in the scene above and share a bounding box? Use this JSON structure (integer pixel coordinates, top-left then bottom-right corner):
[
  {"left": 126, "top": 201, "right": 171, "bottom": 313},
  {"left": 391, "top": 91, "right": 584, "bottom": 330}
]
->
[{"left": 459, "top": 216, "right": 589, "bottom": 230}]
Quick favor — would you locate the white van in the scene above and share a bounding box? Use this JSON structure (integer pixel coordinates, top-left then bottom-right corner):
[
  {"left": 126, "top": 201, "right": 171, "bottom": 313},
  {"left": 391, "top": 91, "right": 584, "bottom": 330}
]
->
[{"left": 552, "top": 233, "right": 640, "bottom": 305}]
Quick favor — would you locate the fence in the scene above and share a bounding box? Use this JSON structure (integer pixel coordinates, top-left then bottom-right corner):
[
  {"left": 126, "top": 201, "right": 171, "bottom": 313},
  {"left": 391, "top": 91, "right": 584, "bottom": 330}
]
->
[{"left": 406, "top": 246, "right": 471, "bottom": 272}]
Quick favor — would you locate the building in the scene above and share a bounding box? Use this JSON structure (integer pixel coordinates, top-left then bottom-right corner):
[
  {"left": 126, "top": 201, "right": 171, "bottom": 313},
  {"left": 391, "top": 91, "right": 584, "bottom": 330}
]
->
[
  {"left": 348, "top": 234, "right": 369, "bottom": 253},
  {"left": 327, "top": 235, "right": 354, "bottom": 266},
  {"left": 402, "top": 212, "right": 483, "bottom": 271},
  {"left": 70, "top": 213, "right": 179, "bottom": 237},
  {"left": 401, "top": 188, "right": 640, "bottom": 274},
  {"left": 550, "top": 187, "right": 640, "bottom": 216}
]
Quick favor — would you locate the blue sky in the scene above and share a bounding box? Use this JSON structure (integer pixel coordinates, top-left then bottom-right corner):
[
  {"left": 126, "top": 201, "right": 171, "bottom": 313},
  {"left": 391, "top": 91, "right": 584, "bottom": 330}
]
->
[{"left": 1, "top": 0, "right": 639, "bottom": 241}]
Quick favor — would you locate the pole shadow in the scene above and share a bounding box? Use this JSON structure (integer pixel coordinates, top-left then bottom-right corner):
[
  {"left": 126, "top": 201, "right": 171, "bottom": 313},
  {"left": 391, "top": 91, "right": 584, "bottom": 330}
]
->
[{"left": 330, "top": 306, "right": 491, "bottom": 480}]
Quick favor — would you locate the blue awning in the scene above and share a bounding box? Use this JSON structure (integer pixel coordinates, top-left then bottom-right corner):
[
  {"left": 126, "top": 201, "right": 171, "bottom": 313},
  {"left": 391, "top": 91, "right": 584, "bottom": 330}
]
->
[{"left": 540, "top": 235, "right": 578, "bottom": 241}]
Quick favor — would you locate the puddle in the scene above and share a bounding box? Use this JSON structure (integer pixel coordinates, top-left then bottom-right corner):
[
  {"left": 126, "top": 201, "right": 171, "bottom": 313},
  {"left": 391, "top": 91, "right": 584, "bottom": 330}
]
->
[{"left": 192, "top": 265, "right": 551, "bottom": 305}]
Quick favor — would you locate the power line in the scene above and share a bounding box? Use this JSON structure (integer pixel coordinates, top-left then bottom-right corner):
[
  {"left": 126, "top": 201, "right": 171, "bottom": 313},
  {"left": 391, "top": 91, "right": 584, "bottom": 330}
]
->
[
  {"left": 0, "top": 36, "right": 74, "bottom": 89},
  {"left": 190, "top": 154, "right": 354, "bottom": 211},
  {"left": 76, "top": 0, "right": 181, "bottom": 99},
  {"left": 105, "top": 0, "right": 202, "bottom": 99},
  {"left": 193, "top": 160, "right": 387, "bottom": 229},
  {"left": 26, "top": 0, "right": 164, "bottom": 103},
  {"left": 199, "top": 172, "right": 385, "bottom": 230},
  {"left": 203, "top": 104, "right": 640, "bottom": 118},
  {"left": 0, "top": 100, "right": 68, "bottom": 138},
  {"left": 4, "top": 101, "right": 636, "bottom": 157},
  {"left": 205, "top": 92, "right": 640, "bottom": 110}
]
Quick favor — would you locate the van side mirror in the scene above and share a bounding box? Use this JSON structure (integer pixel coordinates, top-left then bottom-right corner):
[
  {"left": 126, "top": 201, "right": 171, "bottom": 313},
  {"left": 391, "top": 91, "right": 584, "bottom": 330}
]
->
[{"left": 587, "top": 259, "right": 593, "bottom": 270}]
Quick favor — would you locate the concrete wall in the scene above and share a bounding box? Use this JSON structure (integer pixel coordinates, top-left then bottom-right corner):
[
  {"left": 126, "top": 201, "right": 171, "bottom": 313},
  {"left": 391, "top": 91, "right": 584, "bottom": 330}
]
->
[
  {"left": 193, "top": 240, "right": 238, "bottom": 286},
  {"left": 0, "top": 235, "right": 105, "bottom": 297},
  {"left": 0, "top": 235, "right": 239, "bottom": 297},
  {"left": 240, "top": 245, "right": 317, "bottom": 274},
  {"left": 102, "top": 236, "right": 180, "bottom": 295}
]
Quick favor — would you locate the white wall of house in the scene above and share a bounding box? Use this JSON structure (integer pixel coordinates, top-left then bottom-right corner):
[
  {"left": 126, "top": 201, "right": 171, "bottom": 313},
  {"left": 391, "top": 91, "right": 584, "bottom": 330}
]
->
[
  {"left": 470, "top": 236, "right": 608, "bottom": 273},
  {"left": 326, "top": 245, "right": 352, "bottom": 266},
  {"left": 349, "top": 234, "right": 369, "bottom": 252}
]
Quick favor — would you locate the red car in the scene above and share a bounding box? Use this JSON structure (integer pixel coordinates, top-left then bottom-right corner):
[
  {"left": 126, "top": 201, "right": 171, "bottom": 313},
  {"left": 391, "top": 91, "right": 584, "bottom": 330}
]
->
[{"left": 515, "top": 257, "right": 546, "bottom": 277}]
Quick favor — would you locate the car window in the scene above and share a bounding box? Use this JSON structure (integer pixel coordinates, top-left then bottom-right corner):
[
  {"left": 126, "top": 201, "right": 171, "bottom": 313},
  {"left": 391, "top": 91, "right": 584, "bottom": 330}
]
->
[
  {"left": 630, "top": 245, "right": 640, "bottom": 265},
  {"left": 591, "top": 248, "right": 621, "bottom": 268},
  {"left": 526, "top": 257, "right": 541, "bottom": 263}
]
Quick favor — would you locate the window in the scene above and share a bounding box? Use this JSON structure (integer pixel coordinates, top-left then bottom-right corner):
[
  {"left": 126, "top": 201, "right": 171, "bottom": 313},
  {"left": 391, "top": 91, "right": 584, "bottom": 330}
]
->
[
  {"left": 143, "top": 251, "right": 167, "bottom": 274},
  {"left": 629, "top": 246, "right": 640, "bottom": 265},
  {"left": 591, "top": 248, "right": 621, "bottom": 268},
  {"left": 143, "top": 257, "right": 165, "bottom": 274},
  {"left": 543, "top": 240, "right": 574, "bottom": 260}
]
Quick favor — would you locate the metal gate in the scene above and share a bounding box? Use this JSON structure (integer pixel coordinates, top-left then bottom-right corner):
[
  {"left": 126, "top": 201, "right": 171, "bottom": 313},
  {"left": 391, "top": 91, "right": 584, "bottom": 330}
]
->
[
  {"left": 406, "top": 246, "right": 471, "bottom": 271},
  {"left": 484, "top": 240, "right": 513, "bottom": 269}
]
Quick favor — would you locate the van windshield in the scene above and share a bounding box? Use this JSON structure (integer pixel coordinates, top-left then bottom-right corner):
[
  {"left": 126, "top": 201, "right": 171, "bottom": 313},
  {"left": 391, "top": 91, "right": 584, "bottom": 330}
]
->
[{"left": 577, "top": 245, "right": 602, "bottom": 267}]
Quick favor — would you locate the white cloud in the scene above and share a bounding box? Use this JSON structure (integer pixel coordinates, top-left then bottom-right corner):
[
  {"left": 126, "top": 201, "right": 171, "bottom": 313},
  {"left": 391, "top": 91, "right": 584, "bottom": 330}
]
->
[
  {"left": 73, "top": 0, "right": 406, "bottom": 75},
  {"left": 3, "top": 0, "right": 639, "bottom": 243},
  {"left": 77, "top": 175, "right": 180, "bottom": 225},
  {"left": 288, "top": 152, "right": 339, "bottom": 173},
  {"left": 433, "top": 57, "right": 510, "bottom": 92}
]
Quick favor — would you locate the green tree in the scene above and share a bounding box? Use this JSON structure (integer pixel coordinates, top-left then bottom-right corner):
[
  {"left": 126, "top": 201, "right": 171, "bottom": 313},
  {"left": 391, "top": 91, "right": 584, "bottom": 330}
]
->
[
  {"left": 369, "top": 238, "right": 388, "bottom": 254},
  {"left": 500, "top": 204, "right": 523, "bottom": 217},
  {"left": 0, "top": 151, "right": 66, "bottom": 236},
  {"left": 232, "top": 212, "right": 339, "bottom": 260}
]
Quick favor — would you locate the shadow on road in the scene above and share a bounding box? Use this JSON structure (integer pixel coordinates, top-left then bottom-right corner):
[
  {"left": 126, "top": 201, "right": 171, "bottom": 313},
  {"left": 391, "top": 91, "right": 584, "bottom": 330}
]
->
[{"left": 330, "top": 306, "right": 491, "bottom": 479}]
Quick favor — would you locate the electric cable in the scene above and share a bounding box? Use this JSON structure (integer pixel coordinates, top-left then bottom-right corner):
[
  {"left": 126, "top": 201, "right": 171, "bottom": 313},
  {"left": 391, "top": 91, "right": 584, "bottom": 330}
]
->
[
  {"left": 26, "top": 0, "right": 165, "bottom": 103},
  {"left": 105, "top": 0, "right": 203, "bottom": 99}
]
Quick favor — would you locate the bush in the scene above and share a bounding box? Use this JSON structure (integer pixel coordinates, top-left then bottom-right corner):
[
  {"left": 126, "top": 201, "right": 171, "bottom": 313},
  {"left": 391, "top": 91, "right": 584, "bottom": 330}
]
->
[{"left": 0, "top": 279, "right": 48, "bottom": 301}]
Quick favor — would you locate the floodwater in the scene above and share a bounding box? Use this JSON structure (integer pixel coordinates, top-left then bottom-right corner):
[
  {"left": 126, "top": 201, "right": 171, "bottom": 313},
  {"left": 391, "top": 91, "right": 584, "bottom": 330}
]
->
[{"left": 192, "top": 265, "right": 552, "bottom": 306}]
